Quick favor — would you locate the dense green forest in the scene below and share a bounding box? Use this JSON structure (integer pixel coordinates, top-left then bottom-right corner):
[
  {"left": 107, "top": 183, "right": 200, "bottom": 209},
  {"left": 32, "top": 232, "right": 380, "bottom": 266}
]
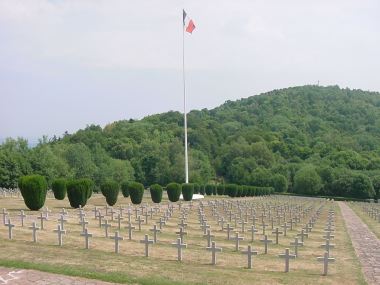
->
[{"left": 1, "top": 85, "right": 380, "bottom": 198}]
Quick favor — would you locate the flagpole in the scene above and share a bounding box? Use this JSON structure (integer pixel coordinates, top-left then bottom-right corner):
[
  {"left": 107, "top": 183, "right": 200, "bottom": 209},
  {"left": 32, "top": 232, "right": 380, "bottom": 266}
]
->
[{"left": 183, "top": 11, "right": 189, "bottom": 184}]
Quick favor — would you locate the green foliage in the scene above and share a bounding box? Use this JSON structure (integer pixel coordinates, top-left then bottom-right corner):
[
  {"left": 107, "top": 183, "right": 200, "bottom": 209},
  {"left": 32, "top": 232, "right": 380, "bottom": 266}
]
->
[
  {"left": 271, "top": 174, "right": 288, "bottom": 193},
  {"left": 181, "top": 183, "right": 194, "bottom": 201},
  {"left": 18, "top": 175, "right": 47, "bottom": 210},
  {"left": 127, "top": 182, "right": 145, "bottom": 204},
  {"left": 199, "top": 185, "right": 206, "bottom": 195},
  {"left": 225, "top": 184, "right": 238, "bottom": 197},
  {"left": 372, "top": 176, "right": 380, "bottom": 200},
  {"left": 51, "top": 178, "right": 66, "bottom": 200},
  {"left": 294, "top": 166, "right": 322, "bottom": 195},
  {"left": 66, "top": 179, "right": 91, "bottom": 208},
  {"left": 100, "top": 180, "right": 120, "bottom": 206},
  {"left": 166, "top": 182, "right": 181, "bottom": 202},
  {"left": 216, "top": 184, "right": 225, "bottom": 195},
  {"left": 120, "top": 181, "right": 130, "bottom": 197},
  {"left": 81, "top": 178, "right": 94, "bottom": 199},
  {"left": 205, "top": 184, "right": 214, "bottom": 196},
  {"left": 193, "top": 183, "right": 200, "bottom": 194},
  {"left": 150, "top": 184, "right": 163, "bottom": 203}
]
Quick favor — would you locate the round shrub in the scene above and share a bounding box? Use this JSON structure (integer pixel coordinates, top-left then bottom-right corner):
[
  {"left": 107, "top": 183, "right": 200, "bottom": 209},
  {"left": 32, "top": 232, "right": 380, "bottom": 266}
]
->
[
  {"left": 150, "top": 184, "right": 163, "bottom": 203},
  {"left": 225, "top": 184, "right": 238, "bottom": 197},
  {"left": 216, "top": 184, "right": 225, "bottom": 196},
  {"left": 121, "top": 181, "right": 130, "bottom": 197},
  {"left": 128, "top": 182, "right": 144, "bottom": 204},
  {"left": 18, "top": 175, "right": 48, "bottom": 211},
  {"left": 182, "top": 183, "right": 194, "bottom": 201},
  {"left": 66, "top": 179, "right": 90, "bottom": 208},
  {"left": 205, "top": 184, "right": 214, "bottom": 196},
  {"left": 52, "top": 178, "right": 67, "bottom": 200},
  {"left": 271, "top": 174, "right": 288, "bottom": 193},
  {"left": 100, "top": 180, "right": 120, "bottom": 206},
  {"left": 193, "top": 183, "right": 200, "bottom": 194},
  {"left": 294, "top": 166, "right": 322, "bottom": 195},
  {"left": 166, "top": 182, "right": 181, "bottom": 202}
]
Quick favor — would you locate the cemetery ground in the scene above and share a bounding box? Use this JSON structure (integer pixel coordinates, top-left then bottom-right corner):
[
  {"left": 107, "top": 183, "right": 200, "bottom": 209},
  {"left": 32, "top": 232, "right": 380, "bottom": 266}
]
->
[
  {"left": 0, "top": 194, "right": 367, "bottom": 285},
  {"left": 348, "top": 202, "right": 380, "bottom": 240}
]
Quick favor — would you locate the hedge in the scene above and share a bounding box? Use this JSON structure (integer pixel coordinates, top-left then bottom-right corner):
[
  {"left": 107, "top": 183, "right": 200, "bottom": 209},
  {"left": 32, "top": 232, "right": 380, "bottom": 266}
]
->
[
  {"left": 225, "top": 184, "right": 238, "bottom": 197},
  {"left": 205, "top": 184, "right": 214, "bottom": 196},
  {"left": 128, "top": 182, "right": 144, "bottom": 204},
  {"left": 182, "top": 183, "right": 194, "bottom": 201},
  {"left": 121, "top": 181, "right": 130, "bottom": 197},
  {"left": 66, "top": 179, "right": 91, "bottom": 208},
  {"left": 51, "top": 178, "right": 66, "bottom": 200},
  {"left": 166, "top": 183, "right": 181, "bottom": 202},
  {"left": 100, "top": 180, "right": 120, "bottom": 206},
  {"left": 18, "top": 175, "right": 48, "bottom": 210},
  {"left": 193, "top": 183, "right": 200, "bottom": 194},
  {"left": 150, "top": 184, "right": 163, "bottom": 203},
  {"left": 199, "top": 185, "right": 206, "bottom": 195},
  {"left": 216, "top": 184, "right": 225, "bottom": 196}
]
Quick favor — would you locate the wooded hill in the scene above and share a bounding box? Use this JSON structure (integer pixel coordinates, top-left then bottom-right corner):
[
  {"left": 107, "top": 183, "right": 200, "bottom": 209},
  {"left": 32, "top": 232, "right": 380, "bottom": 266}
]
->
[{"left": 1, "top": 85, "right": 380, "bottom": 198}]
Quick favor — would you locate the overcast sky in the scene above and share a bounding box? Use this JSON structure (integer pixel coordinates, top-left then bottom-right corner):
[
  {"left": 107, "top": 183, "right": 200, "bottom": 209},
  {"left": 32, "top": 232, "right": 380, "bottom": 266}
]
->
[{"left": 1, "top": 0, "right": 379, "bottom": 141}]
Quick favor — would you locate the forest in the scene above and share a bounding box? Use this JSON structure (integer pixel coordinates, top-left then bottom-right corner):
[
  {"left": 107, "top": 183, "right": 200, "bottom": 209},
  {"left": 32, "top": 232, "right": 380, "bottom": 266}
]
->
[{"left": 1, "top": 85, "right": 380, "bottom": 199}]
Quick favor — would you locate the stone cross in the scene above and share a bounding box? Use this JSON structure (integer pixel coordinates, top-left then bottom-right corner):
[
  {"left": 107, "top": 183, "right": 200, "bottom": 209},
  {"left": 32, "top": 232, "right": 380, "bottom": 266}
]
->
[
  {"left": 281, "top": 222, "right": 290, "bottom": 236},
  {"left": 248, "top": 225, "right": 258, "bottom": 242},
  {"left": 97, "top": 211, "right": 104, "bottom": 228},
  {"left": 232, "top": 231, "right": 244, "bottom": 251},
  {"left": 92, "top": 206, "right": 98, "bottom": 219},
  {"left": 59, "top": 208, "right": 68, "bottom": 217},
  {"left": 178, "top": 219, "right": 188, "bottom": 229},
  {"left": 203, "top": 229, "right": 215, "bottom": 247},
  {"left": 149, "top": 224, "right": 161, "bottom": 243},
  {"left": 140, "top": 234, "right": 154, "bottom": 257},
  {"left": 279, "top": 248, "right": 296, "bottom": 272},
  {"left": 78, "top": 209, "right": 86, "bottom": 222},
  {"left": 297, "top": 229, "right": 308, "bottom": 242},
  {"left": 125, "top": 223, "right": 135, "bottom": 240},
  {"left": 260, "top": 235, "right": 273, "bottom": 254},
  {"left": 5, "top": 218, "right": 15, "bottom": 239},
  {"left": 261, "top": 222, "right": 268, "bottom": 235},
  {"left": 239, "top": 220, "right": 247, "bottom": 233},
  {"left": 37, "top": 212, "right": 47, "bottom": 230},
  {"left": 242, "top": 245, "right": 258, "bottom": 269},
  {"left": 272, "top": 227, "right": 283, "bottom": 244},
  {"left": 172, "top": 238, "right": 187, "bottom": 261},
  {"left": 101, "top": 219, "right": 112, "bottom": 237},
  {"left": 79, "top": 218, "right": 89, "bottom": 234},
  {"left": 157, "top": 218, "right": 166, "bottom": 229},
  {"left": 2, "top": 208, "right": 8, "bottom": 225},
  {"left": 176, "top": 227, "right": 188, "bottom": 243},
  {"left": 58, "top": 215, "right": 68, "bottom": 230},
  {"left": 29, "top": 222, "right": 39, "bottom": 242},
  {"left": 290, "top": 237, "right": 303, "bottom": 257},
  {"left": 224, "top": 223, "right": 234, "bottom": 240},
  {"left": 136, "top": 216, "right": 145, "bottom": 231},
  {"left": 53, "top": 224, "right": 66, "bottom": 246},
  {"left": 18, "top": 210, "right": 26, "bottom": 227},
  {"left": 320, "top": 239, "right": 335, "bottom": 255},
  {"left": 109, "top": 207, "right": 116, "bottom": 221},
  {"left": 206, "top": 241, "right": 222, "bottom": 265},
  {"left": 43, "top": 207, "right": 51, "bottom": 220},
  {"left": 81, "top": 228, "right": 93, "bottom": 249},
  {"left": 317, "top": 251, "right": 335, "bottom": 275},
  {"left": 110, "top": 231, "right": 124, "bottom": 253},
  {"left": 116, "top": 213, "right": 123, "bottom": 230},
  {"left": 323, "top": 231, "right": 335, "bottom": 240}
]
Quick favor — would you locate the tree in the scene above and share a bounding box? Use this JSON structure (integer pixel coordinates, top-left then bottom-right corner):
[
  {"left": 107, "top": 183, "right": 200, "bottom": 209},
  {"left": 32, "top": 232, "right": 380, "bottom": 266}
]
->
[
  {"left": 294, "top": 166, "right": 322, "bottom": 195},
  {"left": 271, "top": 174, "right": 288, "bottom": 192}
]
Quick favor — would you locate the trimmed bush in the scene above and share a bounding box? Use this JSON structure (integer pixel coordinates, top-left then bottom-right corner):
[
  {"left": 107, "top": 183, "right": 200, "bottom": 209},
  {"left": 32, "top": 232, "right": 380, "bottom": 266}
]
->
[
  {"left": 18, "top": 175, "right": 48, "bottom": 210},
  {"left": 199, "top": 185, "right": 206, "bottom": 195},
  {"left": 82, "top": 178, "right": 94, "bottom": 199},
  {"left": 182, "top": 183, "right": 194, "bottom": 201},
  {"left": 205, "top": 184, "right": 214, "bottom": 196},
  {"left": 128, "top": 182, "right": 145, "bottom": 204},
  {"left": 100, "top": 180, "right": 120, "bottom": 206},
  {"left": 225, "top": 184, "right": 238, "bottom": 197},
  {"left": 150, "top": 184, "right": 163, "bottom": 203},
  {"left": 166, "top": 182, "right": 181, "bottom": 202},
  {"left": 51, "top": 178, "right": 66, "bottom": 200},
  {"left": 237, "top": 186, "right": 243, "bottom": 197},
  {"left": 193, "top": 183, "right": 200, "bottom": 194},
  {"left": 216, "top": 184, "right": 225, "bottom": 196},
  {"left": 212, "top": 186, "right": 217, "bottom": 195},
  {"left": 121, "top": 181, "right": 130, "bottom": 197},
  {"left": 66, "top": 179, "right": 90, "bottom": 208}
]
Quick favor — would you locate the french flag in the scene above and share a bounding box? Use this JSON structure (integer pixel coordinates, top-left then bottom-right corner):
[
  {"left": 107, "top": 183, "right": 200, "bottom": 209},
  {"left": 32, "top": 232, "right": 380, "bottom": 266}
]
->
[{"left": 183, "top": 10, "right": 196, "bottom": 34}]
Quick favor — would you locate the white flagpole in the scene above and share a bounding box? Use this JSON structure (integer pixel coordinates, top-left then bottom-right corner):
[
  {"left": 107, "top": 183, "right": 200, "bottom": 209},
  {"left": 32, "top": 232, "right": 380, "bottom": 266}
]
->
[{"left": 183, "top": 10, "right": 189, "bottom": 184}]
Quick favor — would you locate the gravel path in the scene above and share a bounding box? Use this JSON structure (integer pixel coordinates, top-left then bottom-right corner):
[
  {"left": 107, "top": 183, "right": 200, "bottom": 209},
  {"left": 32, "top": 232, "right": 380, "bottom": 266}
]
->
[
  {"left": 338, "top": 202, "right": 380, "bottom": 285},
  {"left": 0, "top": 267, "right": 122, "bottom": 285}
]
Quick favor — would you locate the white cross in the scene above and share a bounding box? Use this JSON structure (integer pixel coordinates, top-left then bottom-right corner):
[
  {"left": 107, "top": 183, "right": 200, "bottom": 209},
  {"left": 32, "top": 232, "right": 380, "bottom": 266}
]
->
[
  {"left": 242, "top": 245, "right": 258, "bottom": 269},
  {"left": 80, "top": 228, "right": 93, "bottom": 249},
  {"left": 53, "top": 224, "right": 66, "bottom": 246},
  {"left": 5, "top": 218, "right": 15, "bottom": 239},
  {"left": 110, "top": 231, "right": 124, "bottom": 253},
  {"left": 149, "top": 225, "right": 161, "bottom": 243},
  {"left": 125, "top": 222, "right": 135, "bottom": 240},
  {"left": 279, "top": 248, "right": 296, "bottom": 272},
  {"left": 29, "top": 222, "right": 39, "bottom": 242},
  {"left": 206, "top": 241, "right": 222, "bottom": 265},
  {"left": 317, "top": 251, "right": 335, "bottom": 275},
  {"left": 172, "top": 238, "right": 187, "bottom": 261},
  {"left": 140, "top": 234, "right": 154, "bottom": 257},
  {"left": 18, "top": 210, "right": 26, "bottom": 227},
  {"left": 260, "top": 235, "right": 273, "bottom": 254},
  {"left": 232, "top": 231, "right": 244, "bottom": 251}
]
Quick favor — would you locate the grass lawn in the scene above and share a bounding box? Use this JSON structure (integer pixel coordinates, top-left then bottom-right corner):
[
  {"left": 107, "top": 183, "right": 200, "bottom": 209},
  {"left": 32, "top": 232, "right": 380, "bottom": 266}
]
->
[
  {"left": 348, "top": 202, "right": 380, "bottom": 240},
  {"left": 0, "top": 193, "right": 367, "bottom": 285}
]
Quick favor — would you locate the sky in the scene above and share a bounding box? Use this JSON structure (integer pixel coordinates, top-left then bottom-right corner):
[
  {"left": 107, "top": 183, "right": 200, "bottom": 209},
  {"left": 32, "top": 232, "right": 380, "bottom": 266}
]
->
[{"left": 1, "top": 0, "right": 379, "bottom": 141}]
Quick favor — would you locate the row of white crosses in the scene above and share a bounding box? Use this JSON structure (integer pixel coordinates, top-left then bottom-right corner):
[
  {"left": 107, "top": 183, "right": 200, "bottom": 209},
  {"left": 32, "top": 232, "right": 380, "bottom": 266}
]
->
[
  {"left": 317, "top": 207, "right": 336, "bottom": 275},
  {"left": 2, "top": 198, "right": 336, "bottom": 274},
  {"left": 360, "top": 202, "right": 380, "bottom": 223}
]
